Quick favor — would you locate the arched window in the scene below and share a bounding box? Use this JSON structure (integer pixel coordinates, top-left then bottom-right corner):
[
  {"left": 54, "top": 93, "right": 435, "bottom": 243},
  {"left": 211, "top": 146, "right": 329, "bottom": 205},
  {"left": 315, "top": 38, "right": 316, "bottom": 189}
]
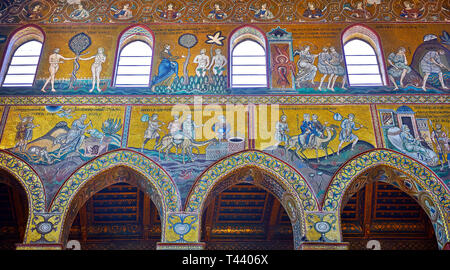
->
[
  {"left": 341, "top": 24, "right": 387, "bottom": 87},
  {"left": 113, "top": 25, "right": 154, "bottom": 87},
  {"left": 0, "top": 25, "right": 44, "bottom": 87},
  {"left": 230, "top": 26, "right": 268, "bottom": 88}
]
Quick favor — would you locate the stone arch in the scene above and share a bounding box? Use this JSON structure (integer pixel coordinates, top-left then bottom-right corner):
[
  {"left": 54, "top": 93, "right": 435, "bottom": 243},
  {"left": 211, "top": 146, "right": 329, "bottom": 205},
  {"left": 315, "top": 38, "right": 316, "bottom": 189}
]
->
[
  {"left": 184, "top": 150, "right": 318, "bottom": 248},
  {"left": 0, "top": 150, "right": 45, "bottom": 213},
  {"left": 0, "top": 168, "right": 30, "bottom": 244},
  {"left": 49, "top": 149, "right": 181, "bottom": 244},
  {"left": 186, "top": 150, "right": 318, "bottom": 212},
  {"left": 0, "top": 150, "right": 46, "bottom": 244},
  {"left": 322, "top": 148, "right": 450, "bottom": 249}
]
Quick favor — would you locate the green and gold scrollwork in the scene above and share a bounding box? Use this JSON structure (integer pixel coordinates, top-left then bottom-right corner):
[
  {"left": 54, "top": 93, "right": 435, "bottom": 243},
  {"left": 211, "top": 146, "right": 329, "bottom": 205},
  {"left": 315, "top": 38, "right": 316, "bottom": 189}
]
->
[
  {"left": 185, "top": 150, "right": 318, "bottom": 213},
  {"left": 322, "top": 149, "right": 450, "bottom": 249}
]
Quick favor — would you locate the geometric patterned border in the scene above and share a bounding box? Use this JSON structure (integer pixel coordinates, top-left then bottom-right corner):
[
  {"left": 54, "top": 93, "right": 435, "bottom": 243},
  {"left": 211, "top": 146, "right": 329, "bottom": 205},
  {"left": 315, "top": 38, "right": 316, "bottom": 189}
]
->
[
  {"left": 0, "top": 1, "right": 448, "bottom": 25},
  {"left": 0, "top": 94, "right": 449, "bottom": 106},
  {"left": 322, "top": 148, "right": 450, "bottom": 248},
  {"left": 184, "top": 150, "right": 319, "bottom": 213},
  {"left": 322, "top": 148, "right": 450, "bottom": 211},
  {"left": 49, "top": 149, "right": 181, "bottom": 214},
  {"left": 0, "top": 150, "right": 45, "bottom": 213}
]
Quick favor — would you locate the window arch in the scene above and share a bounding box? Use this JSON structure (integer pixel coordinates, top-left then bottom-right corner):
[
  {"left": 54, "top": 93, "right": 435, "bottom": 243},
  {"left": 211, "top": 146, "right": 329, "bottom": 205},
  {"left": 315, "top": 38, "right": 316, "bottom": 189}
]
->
[
  {"left": 113, "top": 25, "right": 154, "bottom": 88},
  {"left": 341, "top": 24, "right": 387, "bottom": 87},
  {"left": 229, "top": 26, "right": 268, "bottom": 88},
  {"left": 0, "top": 25, "right": 44, "bottom": 87}
]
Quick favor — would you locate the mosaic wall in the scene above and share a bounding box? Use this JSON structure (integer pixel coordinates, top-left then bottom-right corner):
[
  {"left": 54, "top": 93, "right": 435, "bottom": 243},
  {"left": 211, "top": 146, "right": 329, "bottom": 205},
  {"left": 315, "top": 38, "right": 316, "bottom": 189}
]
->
[
  {"left": 0, "top": 103, "right": 448, "bottom": 207},
  {"left": 0, "top": 0, "right": 448, "bottom": 24},
  {"left": 0, "top": 22, "right": 448, "bottom": 96},
  {"left": 0, "top": 0, "right": 448, "bottom": 249}
]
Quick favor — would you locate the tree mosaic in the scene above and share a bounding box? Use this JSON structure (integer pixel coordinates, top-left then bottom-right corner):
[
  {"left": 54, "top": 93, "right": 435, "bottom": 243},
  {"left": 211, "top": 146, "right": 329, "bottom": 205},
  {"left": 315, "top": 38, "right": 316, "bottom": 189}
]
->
[
  {"left": 0, "top": 23, "right": 448, "bottom": 96},
  {"left": 0, "top": 0, "right": 448, "bottom": 251}
]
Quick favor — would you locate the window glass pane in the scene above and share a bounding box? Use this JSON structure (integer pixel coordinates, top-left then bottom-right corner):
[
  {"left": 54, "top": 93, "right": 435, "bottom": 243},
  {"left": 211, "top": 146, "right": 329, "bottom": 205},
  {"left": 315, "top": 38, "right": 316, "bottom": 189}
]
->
[
  {"left": 344, "top": 55, "right": 378, "bottom": 65},
  {"left": 15, "top": 43, "right": 42, "bottom": 56},
  {"left": 121, "top": 41, "right": 152, "bottom": 56},
  {"left": 343, "top": 39, "right": 383, "bottom": 86},
  {"left": 115, "top": 40, "right": 153, "bottom": 87},
  {"left": 232, "top": 65, "right": 267, "bottom": 75},
  {"left": 231, "top": 38, "right": 267, "bottom": 87},
  {"left": 117, "top": 56, "right": 152, "bottom": 66},
  {"left": 3, "top": 75, "right": 35, "bottom": 85},
  {"left": 10, "top": 56, "right": 40, "bottom": 65},
  {"left": 116, "top": 75, "right": 150, "bottom": 86},
  {"left": 346, "top": 64, "right": 380, "bottom": 75},
  {"left": 6, "top": 65, "right": 38, "bottom": 75},
  {"left": 344, "top": 39, "right": 376, "bottom": 56},
  {"left": 3, "top": 40, "right": 42, "bottom": 87},
  {"left": 232, "top": 75, "right": 267, "bottom": 86},
  {"left": 14, "top": 41, "right": 42, "bottom": 56},
  {"left": 117, "top": 65, "right": 152, "bottom": 75},
  {"left": 233, "top": 40, "right": 265, "bottom": 56},
  {"left": 232, "top": 56, "right": 266, "bottom": 66},
  {"left": 348, "top": 74, "right": 383, "bottom": 85}
]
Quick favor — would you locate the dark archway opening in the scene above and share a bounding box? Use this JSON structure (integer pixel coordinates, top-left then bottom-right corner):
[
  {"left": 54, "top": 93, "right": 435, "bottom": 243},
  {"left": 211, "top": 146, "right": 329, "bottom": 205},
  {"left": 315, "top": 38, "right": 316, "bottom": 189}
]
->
[
  {"left": 0, "top": 170, "right": 28, "bottom": 250},
  {"left": 68, "top": 182, "right": 161, "bottom": 250},
  {"left": 341, "top": 180, "right": 437, "bottom": 250},
  {"left": 201, "top": 182, "right": 294, "bottom": 250},
  {"left": 63, "top": 166, "right": 164, "bottom": 250}
]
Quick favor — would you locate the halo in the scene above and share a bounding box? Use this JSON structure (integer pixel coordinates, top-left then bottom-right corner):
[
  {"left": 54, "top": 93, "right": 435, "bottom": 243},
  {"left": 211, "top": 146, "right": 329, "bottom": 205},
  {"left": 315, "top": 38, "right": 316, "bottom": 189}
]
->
[
  {"left": 303, "top": 0, "right": 320, "bottom": 9},
  {"left": 210, "top": 0, "right": 226, "bottom": 9},
  {"left": 296, "top": 41, "right": 318, "bottom": 51}
]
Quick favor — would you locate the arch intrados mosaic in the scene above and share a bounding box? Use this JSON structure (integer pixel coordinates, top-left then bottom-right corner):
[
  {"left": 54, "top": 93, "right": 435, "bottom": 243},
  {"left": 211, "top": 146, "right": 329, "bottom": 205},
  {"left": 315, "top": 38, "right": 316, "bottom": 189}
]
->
[
  {"left": 184, "top": 150, "right": 319, "bottom": 213},
  {"left": 229, "top": 24, "right": 268, "bottom": 48},
  {"left": 187, "top": 164, "right": 308, "bottom": 242},
  {"left": 323, "top": 148, "right": 450, "bottom": 211},
  {"left": 201, "top": 165, "right": 303, "bottom": 214},
  {"left": 337, "top": 163, "right": 441, "bottom": 212},
  {"left": 0, "top": 150, "right": 45, "bottom": 213},
  {"left": 0, "top": 168, "right": 30, "bottom": 230},
  {"left": 334, "top": 161, "right": 449, "bottom": 248},
  {"left": 58, "top": 164, "right": 166, "bottom": 244},
  {"left": 322, "top": 148, "right": 450, "bottom": 245},
  {"left": 49, "top": 149, "right": 181, "bottom": 214}
]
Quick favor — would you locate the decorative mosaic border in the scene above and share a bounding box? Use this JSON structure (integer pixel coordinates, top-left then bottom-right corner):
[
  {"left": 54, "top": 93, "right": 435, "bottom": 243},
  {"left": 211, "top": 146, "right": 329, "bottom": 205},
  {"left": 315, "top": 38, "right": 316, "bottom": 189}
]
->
[
  {"left": 323, "top": 149, "right": 450, "bottom": 212},
  {"left": 185, "top": 150, "right": 318, "bottom": 213},
  {"left": 0, "top": 0, "right": 447, "bottom": 25},
  {"left": 0, "top": 150, "right": 45, "bottom": 212},
  {"left": 0, "top": 94, "right": 449, "bottom": 105},
  {"left": 49, "top": 149, "right": 181, "bottom": 214},
  {"left": 322, "top": 148, "right": 450, "bottom": 247}
]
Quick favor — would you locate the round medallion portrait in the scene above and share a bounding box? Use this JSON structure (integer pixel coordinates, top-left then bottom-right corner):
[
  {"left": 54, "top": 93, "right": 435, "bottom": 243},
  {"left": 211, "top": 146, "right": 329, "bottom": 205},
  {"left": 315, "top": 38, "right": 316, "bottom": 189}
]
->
[
  {"left": 66, "top": 0, "right": 94, "bottom": 21},
  {"left": 247, "top": 0, "right": 282, "bottom": 22},
  {"left": 21, "top": 0, "right": 53, "bottom": 21},
  {"left": 341, "top": 0, "right": 379, "bottom": 21},
  {"left": 201, "top": 0, "right": 233, "bottom": 22},
  {"left": 154, "top": 0, "right": 187, "bottom": 22},
  {"left": 297, "top": 0, "right": 328, "bottom": 21},
  {"left": 392, "top": 0, "right": 426, "bottom": 21},
  {"left": 109, "top": 0, "right": 141, "bottom": 21}
]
